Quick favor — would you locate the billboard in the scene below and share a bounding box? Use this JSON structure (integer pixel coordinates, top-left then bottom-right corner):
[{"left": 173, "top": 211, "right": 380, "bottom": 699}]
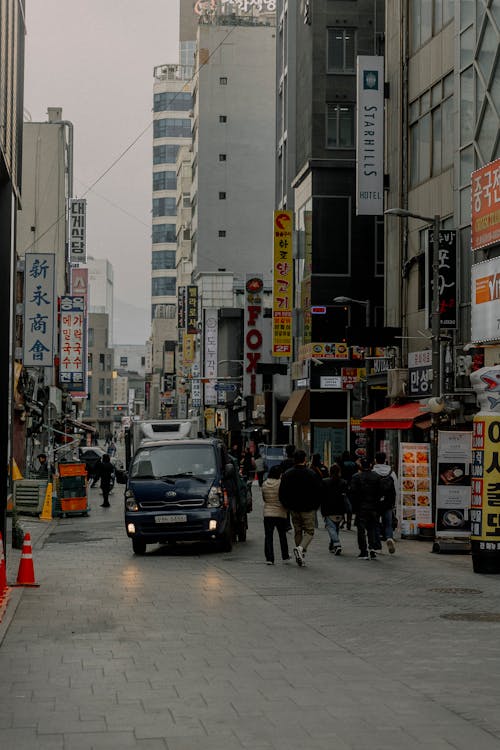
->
[
  {"left": 471, "top": 158, "right": 500, "bottom": 251},
  {"left": 272, "top": 210, "right": 293, "bottom": 356},
  {"left": 471, "top": 257, "right": 500, "bottom": 343},
  {"left": 59, "top": 295, "right": 86, "bottom": 389},
  {"left": 187, "top": 285, "right": 198, "bottom": 334},
  {"left": 23, "top": 253, "right": 56, "bottom": 367},
  {"left": 204, "top": 308, "right": 218, "bottom": 406},
  {"left": 244, "top": 275, "right": 264, "bottom": 395},
  {"left": 356, "top": 56, "right": 384, "bottom": 215},
  {"left": 69, "top": 199, "right": 87, "bottom": 262}
]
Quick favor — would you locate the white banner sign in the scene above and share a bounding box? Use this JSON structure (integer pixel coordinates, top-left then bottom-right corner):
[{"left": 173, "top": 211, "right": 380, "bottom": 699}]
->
[
  {"left": 356, "top": 56, "right": 384, "bottom": 216},
  {"left": 69, "top": 199, "right": 87, "bottom": 262},
  {"left": 59, "top": 296, "right": 86, "bottom": 388},
  {"left": 23, "top": 253, "right": 56, "bottom": 366},
  {"left": 436, "top": 431, "right": 472, "bottom": 539},
  {"left": 204, "top": 309, "right": 218, "bottom": 406},
  {"left": 471, "top": 257, "right": 500, "bottom": 343}
]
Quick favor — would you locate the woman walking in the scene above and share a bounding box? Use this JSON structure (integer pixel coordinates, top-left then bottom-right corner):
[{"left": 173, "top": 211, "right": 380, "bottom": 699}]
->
[
  {"left": 261, "top": 466, "right": 290, "bottom": 565},
  {"left": 321, "top": 463, "right": 349, "bottom": 555}
]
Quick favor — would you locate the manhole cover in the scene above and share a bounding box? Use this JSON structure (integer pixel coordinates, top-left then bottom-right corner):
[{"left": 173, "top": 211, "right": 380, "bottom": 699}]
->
[
  {"left": 441, "top": 612, "right": 500, "bottom": 622},
  {"left": 430, "top": 587, "right": 482, "bottom": 595}
]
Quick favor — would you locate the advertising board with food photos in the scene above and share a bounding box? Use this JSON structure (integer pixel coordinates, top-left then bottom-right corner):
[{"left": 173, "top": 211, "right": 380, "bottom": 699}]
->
[
  {"left": 399, "top": 443, "right": 432, "bottom": 536},
  {"left": 436, "top": 431, "right": 472, "bottom": 538}
]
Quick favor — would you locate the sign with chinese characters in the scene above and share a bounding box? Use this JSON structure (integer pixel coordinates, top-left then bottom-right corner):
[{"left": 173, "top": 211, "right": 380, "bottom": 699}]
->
[
  {"left": 59, "top": 296, "right": 86, "bottom": 388},
  {"left": 187, "top": 285, "right": 198, "bottom": 334},
  {"left": 427, "top": 229, "right": 457, "bottom": 329},
  {"left": 471, "top": 158, "right": 500, "bottom": 251},
  {"left": 194, "top": 0, "right": 276, "bottom": 15},
  {"left": 471, "top": 257, "right": 500, "bottom": 343},
  {"left": 471, "top": 414, "right": 500, "bottom": 550},
  {"left": 356, "top": 56, "right": 384, "bottom": 215},
  {"left": 177, "top": 286, "right": 186, "bottom": 330},
  {"left": 69, "top": 199, "right": 87, "bottom": 262},
  {"left": 244, "top": 275, "right": 264, "bottom": 395},
  {"left": 399, "top": 443, "right": 432, "bottom": 536},
  {"left": 23, "top": 253, "right": 56, "bottom": 366},
  {"left": 204, "top": 309, "right": 218, "bottom": 406},
  {"left": 272, "top": 210, "right": 293, "bottom": 356},
  {"left": 408, "top": 349, "right": 432, "bottom": 397},
  {"left": 436, "top": 431, "right": 471, "bottom": 539}
]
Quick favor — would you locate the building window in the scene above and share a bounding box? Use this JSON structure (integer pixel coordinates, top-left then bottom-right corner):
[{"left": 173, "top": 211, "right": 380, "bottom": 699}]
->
[
  {"left": 219, "top": 191, "right": 226, "bottom": 200},
  {"left": 327, "top": 28, "right": 356, "bottom": 72},
  {"left": 153, "top": 91, "right": 192, "bottom": 113},
  {"left": 99, "top": 353, "right": 105, "bottom": 372},
  {"left": 153, "top": 118, "right": 191, "bottom": 139},
  {"left": 99, "top": 378, "right": 105, "bottom": 395},
  {"left": 409, "top": 73, "right": 454, "bottom": 187},
  {"left": 152, "top": 223, "right": 176, "bottom": 244},
  {"left": 182, "top": 194, "right": 191, "bottom": 208},
  {"left": 219, "top": 115, "right": 227, "bottom": 122},
  {"left": 219, "top": 154, "right": 227, "bottom": 161},
  {"left": 153, "top": 144, "right": 179, "bottom": 165},
  {"left": 411, "top": 0, "right": 454, "bottom": 52},
  {"left": 183, "top": 227, "right": 191, "bottom": 240},
  {"left": 219, "top": 77, "right": 228, "bottom": 85},
  {"left": 120, "top": 356, "right": 128, "bottom": 367},
  {"left": 152, "top": 250, "right": 176, "bottom": 270},
  {"left": 88, "top": 328, "right": 94, "bottom": 347},
  {"left": 153, "top": 171, "right": 176, "bottom": 191},
  {"left": 326, "top": 103, "right": 355, "bottom": 148},
  {"left": 153, "top": 197, "right": 176, "bottom": 217},
  {"left": 218, "top": 230, "right": 226, "bottom": 237},
  {"left": 141, "top": 356, "right": 146, "bottom": 366},
  {"left": 152, "top": 276, "right": 177, "bottom": 297}
]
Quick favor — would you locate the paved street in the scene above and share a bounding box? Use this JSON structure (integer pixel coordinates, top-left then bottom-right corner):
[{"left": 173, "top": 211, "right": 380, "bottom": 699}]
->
[{"left": 1, "top": 482, "right": 500, "bottom": 749}]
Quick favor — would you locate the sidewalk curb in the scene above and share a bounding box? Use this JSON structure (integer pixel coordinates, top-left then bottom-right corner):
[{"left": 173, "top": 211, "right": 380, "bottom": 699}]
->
[{"left": 0, "top": 517, "right": 57, "bottom": 647}]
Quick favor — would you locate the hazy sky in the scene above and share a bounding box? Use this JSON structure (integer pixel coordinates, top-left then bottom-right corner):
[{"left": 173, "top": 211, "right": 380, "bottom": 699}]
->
[{"left": 24, "top": 1, "right": 180, "bottom": 343}]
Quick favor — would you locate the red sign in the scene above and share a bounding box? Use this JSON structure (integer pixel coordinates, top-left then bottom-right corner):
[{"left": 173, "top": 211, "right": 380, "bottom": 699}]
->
[
  {"left": 471, "top": 158, "right": 500, "bottom": 251},
  {"left": 311, "top": 306, "right": 326, "bottom": 315}
]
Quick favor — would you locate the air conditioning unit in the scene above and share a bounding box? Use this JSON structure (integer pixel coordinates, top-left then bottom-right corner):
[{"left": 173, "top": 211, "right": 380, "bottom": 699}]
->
[{"left": 387, "top": 368, "right": 408, "bottom": 398}]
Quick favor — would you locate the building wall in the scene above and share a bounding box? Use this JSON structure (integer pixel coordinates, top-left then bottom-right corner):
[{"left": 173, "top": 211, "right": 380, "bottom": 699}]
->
[
  {"left": 87, "top": 257, "right": 114, "bottom": 337},
  {"left": 85, "top": 313, "right": 114, "bottom": 429},
  {"left": 113, "top": 344, "right": 147, "bottom": 376}
]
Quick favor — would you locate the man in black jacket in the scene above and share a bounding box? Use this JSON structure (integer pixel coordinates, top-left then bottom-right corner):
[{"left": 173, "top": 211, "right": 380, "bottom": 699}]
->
[
  {"left": 279, "top": 450, "right": 323, "bottom": 566},
  {"left": 349, "top": 458, "right": 383, "bottom": 560}
]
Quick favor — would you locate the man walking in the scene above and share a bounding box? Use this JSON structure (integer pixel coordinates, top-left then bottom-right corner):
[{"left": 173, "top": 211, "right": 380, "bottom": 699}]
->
[
  {"left": 279, "top": 450, "right": 323, "bottom": 566},
  {"left": 349, "top": 458, "right": 383, "bottom": 559},
  {"left": 372, "top": 451, "right": 398, "bottom": 554}
]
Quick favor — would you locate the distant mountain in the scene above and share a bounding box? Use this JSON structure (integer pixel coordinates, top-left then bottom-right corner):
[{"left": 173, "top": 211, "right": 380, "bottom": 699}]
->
[{"left": 113, "top": 297, "right": 150, "bottom": 345}]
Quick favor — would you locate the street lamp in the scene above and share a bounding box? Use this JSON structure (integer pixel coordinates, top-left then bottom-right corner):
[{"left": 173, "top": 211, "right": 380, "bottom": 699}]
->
[
  {"left": 384, "top": 208, "right": 441, "bottom": 398},
  {"left": 332, "top": 296, "right": 371, "bottom": 327}
]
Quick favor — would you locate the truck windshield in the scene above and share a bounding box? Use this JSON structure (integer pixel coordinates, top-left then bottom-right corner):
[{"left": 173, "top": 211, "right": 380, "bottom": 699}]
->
[{"left": 130, "top": 445, "right": 217, "bottom": 479}]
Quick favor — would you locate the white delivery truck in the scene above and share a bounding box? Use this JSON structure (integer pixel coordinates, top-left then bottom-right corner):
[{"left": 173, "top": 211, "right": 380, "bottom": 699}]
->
[{"left": 125, "top": 418, "right": 200, "bottom": 468}]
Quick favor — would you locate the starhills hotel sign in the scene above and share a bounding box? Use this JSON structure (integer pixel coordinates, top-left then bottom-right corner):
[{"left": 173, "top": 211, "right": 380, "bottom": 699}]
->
[{"left": 194, "top": 0, "right": 276, "bottom": 14}]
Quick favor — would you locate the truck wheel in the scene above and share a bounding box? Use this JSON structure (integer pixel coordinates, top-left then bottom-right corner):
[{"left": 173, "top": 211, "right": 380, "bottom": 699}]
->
[
  {"left": 237, "top": 516, "right": 247, "bottom": 542},
  {"left": 220, "top": 520, "right": 233, "bottom": 552},
  {"left": 132, "top": 538, "right": 146, "bottom": 555}
]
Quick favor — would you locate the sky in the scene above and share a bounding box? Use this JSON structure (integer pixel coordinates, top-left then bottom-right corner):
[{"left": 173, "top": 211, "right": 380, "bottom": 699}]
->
[{"left": 23, "top": 0, "right": 180, "bottom": 344}]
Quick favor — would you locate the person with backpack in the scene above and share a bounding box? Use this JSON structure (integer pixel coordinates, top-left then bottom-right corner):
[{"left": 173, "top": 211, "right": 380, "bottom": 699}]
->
[
  {"left": 372, "top": 451, "right": 398, "bottom": 554},
  {"left": 321, "top": 463, "right": 349, "bottom": 555},
  {"left": 349, "top": 457, "right": 383, "bottom": 559},
  {"left": 338, "top": 450, "right": 358, "bottom": 529}
]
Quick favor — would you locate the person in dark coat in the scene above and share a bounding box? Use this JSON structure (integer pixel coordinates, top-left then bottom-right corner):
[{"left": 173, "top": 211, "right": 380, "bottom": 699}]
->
[
  {"left": 349, "top": 457, "right": 383, "bottom": 559},
  {"left": 279, "top": 444, "right": 295, "bottom": 474},
  {"left": 279, "top": 450, "right": 324, "bottom": 566},
  {"left": 339, "top": 450, "right": 358, "bottom": 529},
  {"left": 321, "top": 463, "right": 349, "bottom": 555},
  {"left": 97, "top": 454, "right": 114, "bottom": 508}
]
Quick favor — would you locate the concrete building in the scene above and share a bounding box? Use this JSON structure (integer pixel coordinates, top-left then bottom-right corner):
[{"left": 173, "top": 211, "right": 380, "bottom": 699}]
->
[
  {"left": 83, "top": 312, "right": 114, "bottom": 434},
  {"left": 114, "top": 345, "right": 148, "bottom": 377},
  {"left": 86, "top": 256, "right": 114, "bottom": 339}
]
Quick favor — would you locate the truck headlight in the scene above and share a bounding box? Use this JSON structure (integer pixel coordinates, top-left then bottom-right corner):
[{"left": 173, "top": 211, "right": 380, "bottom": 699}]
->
[
  {"left": 207, "top": 486, "right": 222, "bottom": 507},
  {"left": 125, "top": 489, "right": 138, "bottom": 512}
]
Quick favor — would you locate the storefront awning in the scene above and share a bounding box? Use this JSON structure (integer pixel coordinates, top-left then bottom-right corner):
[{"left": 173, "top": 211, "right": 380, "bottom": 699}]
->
[
  {"left": 66, "top": 417, "right": 97, "bottom": 434},
  {"left": 361, "top": 402, "right": 428, "bottom": 430},
  {"left": 280, "top": 389, "right": 310, "bottom": 423}
]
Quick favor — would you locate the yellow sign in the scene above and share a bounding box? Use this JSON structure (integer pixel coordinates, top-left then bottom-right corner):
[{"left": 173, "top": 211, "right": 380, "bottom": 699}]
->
[
  {"left": 272, "top": 211, "right": 293, "bottom": 356},
  {"left": 204, "top": 407, "right": 215, "bottom": 433},
  {"left": 182, "top": 333, "right": 195, "bottom": 365},
  {"left": 471, "top": 414, "right": 500, "bottom": 549}
]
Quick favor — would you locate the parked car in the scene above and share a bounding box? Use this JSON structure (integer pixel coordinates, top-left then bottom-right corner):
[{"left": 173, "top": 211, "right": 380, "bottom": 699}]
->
[
  {"left": 77, "top": 446, "right": 127, "bottom": 484},
  {"left": 124, "top": 438, "right": 250, "bottom": 555}
]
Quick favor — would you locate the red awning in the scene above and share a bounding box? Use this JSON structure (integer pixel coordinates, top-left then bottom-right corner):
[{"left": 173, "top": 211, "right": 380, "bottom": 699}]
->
[{"left": 361, "top": 402, "right": 428, "bottom": 430}]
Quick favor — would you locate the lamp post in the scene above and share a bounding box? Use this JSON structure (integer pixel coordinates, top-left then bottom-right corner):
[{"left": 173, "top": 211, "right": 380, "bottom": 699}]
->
[
  {"left": 332, "top": 296, "right": 371, "bottom": 327},
  {"left": 384, "top": 208, "right": 441, "bottom": 398}
]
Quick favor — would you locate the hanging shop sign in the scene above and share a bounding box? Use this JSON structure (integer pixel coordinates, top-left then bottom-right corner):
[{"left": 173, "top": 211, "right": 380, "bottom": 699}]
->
[
  {"left": 471, "top": 257, "right": 500, "bottom": 343},
  {"left": 177, "top": 286, "right": 186, "bottom": 330},
  {"left": 204, "top": 309, "right": 218, "bottom": 406},
  {"left": 23, "top": 253, "right": 56, "bottom": 367},
  {"left": 244, "top": 275, "right": 264, "bottom": 395},
  {"left": 69, "top": 199, "right": 87, "bottom": 262},
  {"left": 194, "top": 0, "right": 276, "bottom": 16},
  {"left": 426, "top": 229, "right": 457, "bottom": 329},
  {"left": 471, "top": 158, "right": 500, "bottom": 251},
  {"left": 436, "top": 431, "right": 472, "bottom": 539},
  {"left": 356, "top": 55, "right": 384, "bottom": 216},
  {"left": 187, "top": 285, "right": 198, "bottom": 334},
  {"left": 272, "top": 211, "right": 293, "bottom": 356},
  {"left": 399, "top": 443, "right": 432, "bottom": 536},
  {"left": 70, "top": 266, "right": 89, "bottom": 399},
  {"left": 183, "top": 333, "right": 195, "bottom": 365},
  {"left": 59, "top": 295, "right": 86, "bottom": 390},
  {"left": 408, "top": 350, "right": 432, "bottom": 397},
  {"left": 191, "top": 361, "right": 201, "bottom": 408}
]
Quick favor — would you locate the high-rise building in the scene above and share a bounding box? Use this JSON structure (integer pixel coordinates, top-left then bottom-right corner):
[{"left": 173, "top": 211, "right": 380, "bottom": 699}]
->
[{"left": 86, "top": 256, "right": 114, "bottom": 341}]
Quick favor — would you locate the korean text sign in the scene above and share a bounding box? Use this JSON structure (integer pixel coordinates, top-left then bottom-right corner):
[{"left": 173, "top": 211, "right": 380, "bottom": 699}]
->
[
  {"left": 69, "top": 199, "right": 87, "bottom": 262},
  {"left": 471, "top": 415, "right": 500, "bottom": 550},
  {"left": 23, "top": 253, "right": 56, "bottom": 366},
  {"left": 471, "top": 159, "right": 500, "bottom": 251},
  {"left": 427, "top": 229, "right": 457, "bottom": 328},
  {"left": 59, "top": 296, "right": 86, "bottom": 388},
  {"left": 272, "top": 210, "right": 293, "bottom": 356}
]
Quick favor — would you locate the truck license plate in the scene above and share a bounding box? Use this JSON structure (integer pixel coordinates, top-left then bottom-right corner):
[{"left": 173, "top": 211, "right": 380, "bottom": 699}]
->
[{"left": 155, "top": 514, "right": 187, "bottom": 524}]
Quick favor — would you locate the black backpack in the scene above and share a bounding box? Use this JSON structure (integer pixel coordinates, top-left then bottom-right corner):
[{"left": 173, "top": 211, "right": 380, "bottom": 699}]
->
[{"left": 379, "top": 473, "right": 396, "bottom": 509}]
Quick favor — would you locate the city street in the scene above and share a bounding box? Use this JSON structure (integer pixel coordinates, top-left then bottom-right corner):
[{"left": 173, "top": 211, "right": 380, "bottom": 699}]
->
[{"left": 1, "top": 483, "right": 500, "bottom": 750}]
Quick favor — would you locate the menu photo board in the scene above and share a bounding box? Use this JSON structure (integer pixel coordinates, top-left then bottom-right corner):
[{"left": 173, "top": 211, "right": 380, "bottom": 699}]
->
[
  {"left": 436, "top": 431, "right": 471, "bottom": 538},
  {"left": 399, "top": 442, "right": 432, "bottom": 536}
]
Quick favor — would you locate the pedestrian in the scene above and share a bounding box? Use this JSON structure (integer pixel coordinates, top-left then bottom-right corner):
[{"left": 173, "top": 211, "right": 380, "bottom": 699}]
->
[
  {"left": 35, "top": 453, "right": 49, "bottom": 479},
  {"left": 338, "top": 450, "right": 358, "bottom": 530},
  {"left": 321, "top": 463, "right": 349, "bottom": 555},
  {"left": 97, "top": 454, "right": 114, "bottom": 508},
  {"left": 349, "top": 457, "right": 383, "bottom": 560},
  {"left": 279, "top": 444, "right": 295, "bottom": 474},
  {"left": 278, "top": 449, "right": 324, "bottom": 566},
  {"left": 310, "top": 453, "right": 328, "bottom": 479},
  {"left": 107, "top": 439, "right": 117, "bottom": 457},
  {"left": 240, "top": 449, "right": 255, "bottom": 482},
  {"left": 262, "top": 465, "right": 290, "bottom": 565},
  {"left": 254, "top": 451, "right": 265, "bottom": 487},
  {"left": 372, "top": 451, "right": 398, "bottom": 554}
]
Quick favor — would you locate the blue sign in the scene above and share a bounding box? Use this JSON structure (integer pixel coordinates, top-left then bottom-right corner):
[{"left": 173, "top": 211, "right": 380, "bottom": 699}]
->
[{"left": 214, "top": 383, "right": 237, "bottom": 392}]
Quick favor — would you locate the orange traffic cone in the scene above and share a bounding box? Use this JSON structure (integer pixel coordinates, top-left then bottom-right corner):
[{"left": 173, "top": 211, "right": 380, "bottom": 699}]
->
[
  {"left": 0, "top": 532, "right": 8, "bottom": 599},
  {"left": 14, "top": 533, "right": 40, "bottom": 587}
]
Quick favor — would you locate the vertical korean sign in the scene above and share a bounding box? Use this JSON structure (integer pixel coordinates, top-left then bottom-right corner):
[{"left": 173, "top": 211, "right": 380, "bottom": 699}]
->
[
  {"left": 471, "top": 414, "right": 500, "bottom": 553},
  {"left": 356, "top": 56, "right": 384, "bottom": 215},
  {"left": 427, "top": 229, "right": 457, "bottom": 329},
  {"left": 70, "top": 267, "right": 89, "bottom": 397},
  {"left": 23, "top": 254, "right": 56, "bottom": 366},
  {"left": 272, "top": 210, "right": 293, "bottom": 356},
  {"left": 69, "top": 199, "right": 87, "bottom": 263},
  {"left": 436, "top": 431, "right": 471, "bottom": 539},
  {"left": 59, "top": 296, "right": 86, "bottom": 390},
  {"left": 204, "top": 309, "right": 218, "bottom": 406},
  {"left": 471, "top": 158, "right": 500, "bottom": 251},
  {"left": 187, "top": 285, "right": 198, "bottom": 334}
]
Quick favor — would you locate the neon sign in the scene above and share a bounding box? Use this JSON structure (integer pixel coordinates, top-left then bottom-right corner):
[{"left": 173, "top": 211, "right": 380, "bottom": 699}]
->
[{"left": 194, "top": 0, "right": 276, "bottom": 15}]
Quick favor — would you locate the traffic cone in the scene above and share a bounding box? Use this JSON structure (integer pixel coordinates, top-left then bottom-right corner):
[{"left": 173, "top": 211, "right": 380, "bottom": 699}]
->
[
  {"left": 39, "top": 482, "right": 53, "bottom": 521},
  {"left": 14, "top": 533, "right": 40, "bottom": 587},
  {"left": 0, "top": 532, "right": 8, "bottom": 600}
]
